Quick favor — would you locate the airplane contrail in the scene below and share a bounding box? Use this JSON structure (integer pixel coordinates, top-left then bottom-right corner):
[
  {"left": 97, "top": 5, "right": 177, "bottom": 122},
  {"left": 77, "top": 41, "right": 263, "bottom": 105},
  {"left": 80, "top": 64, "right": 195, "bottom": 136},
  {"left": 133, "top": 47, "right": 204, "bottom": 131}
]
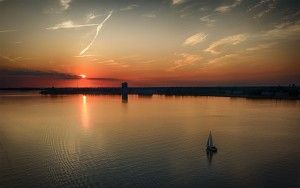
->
[{"left": 80, "top": 10, "right": 113, "bottom": 56}]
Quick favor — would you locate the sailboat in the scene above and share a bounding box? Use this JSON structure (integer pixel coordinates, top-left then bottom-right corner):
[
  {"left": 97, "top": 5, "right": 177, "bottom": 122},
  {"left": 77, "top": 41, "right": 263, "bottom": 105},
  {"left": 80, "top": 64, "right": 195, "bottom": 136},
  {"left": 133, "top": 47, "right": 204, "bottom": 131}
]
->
[{"left": 206, "top": 131, "right": 217, "bottom": 152}]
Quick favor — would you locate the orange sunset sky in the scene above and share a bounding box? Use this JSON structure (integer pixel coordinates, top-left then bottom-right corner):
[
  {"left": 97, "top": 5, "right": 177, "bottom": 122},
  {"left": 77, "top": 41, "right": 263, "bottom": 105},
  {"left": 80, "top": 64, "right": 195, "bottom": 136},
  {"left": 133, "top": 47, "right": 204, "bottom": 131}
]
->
[{"left": 0, "top": 0, "right": 299, "bottom": 87}]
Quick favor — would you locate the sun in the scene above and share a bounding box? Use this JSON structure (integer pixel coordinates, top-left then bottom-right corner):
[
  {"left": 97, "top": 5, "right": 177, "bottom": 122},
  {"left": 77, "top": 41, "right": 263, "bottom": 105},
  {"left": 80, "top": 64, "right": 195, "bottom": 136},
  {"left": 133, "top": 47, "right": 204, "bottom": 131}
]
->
[{"left": 79, "top": 74, "right": 86, "bottom": 79}]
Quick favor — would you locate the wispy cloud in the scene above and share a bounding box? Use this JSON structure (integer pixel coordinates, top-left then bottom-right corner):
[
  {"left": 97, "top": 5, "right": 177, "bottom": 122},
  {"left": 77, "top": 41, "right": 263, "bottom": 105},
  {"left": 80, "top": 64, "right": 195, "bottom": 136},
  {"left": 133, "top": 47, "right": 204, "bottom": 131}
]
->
[
  {"left": 91, "top": 58, "right": 129, "bottom": 68},
  {"left": 96, "top": 59, "right": 115, "bottom": 64},
  {"left": 246, "top": 42, "right": 276, "bottom": 51},
  {"left": 74, "top": 55, "right": 132, "bottom": 67},
  {"left": 87, "top": 77, "right": 121, "bottom": 81},
  {"left": 263, "top": 21, "right": 300, "bottom": 39},
  {"left": 248, "top": 0, "right": 275, "bottom": 11},
  {"left": 80, "top": 10, "right": 113, "bottom": 56},
  {"left": 281, "top": 11, "right": 300, "bottom": 22},
  {"left": 205, "top": 34, "right": 247, "bottom": 54},
  {"left": 74, "top": 54, "right": 97, "bottom": 58},
  {"left": 0, "top": 55, "right": 32, "bottom": 63},
  {"left": 183, "top": 32, "right": 207, "bottom": 46},
  {"left": 1, "top": 55, "right": 19, "bottom": 63},
  {"left": 172, "top": 0, "right": 185, "bottom": 5},
  {"left": 95, "top": 59, "right": 129, "bottom": 68},
  {"left": 200, "top": 15, "right": 215, "bottom": 26},
  {"left": 249, "top": 0, "right": 276, "bottom": 18},
  {"left": 169, "top": 53, "right": 201, "bottom": 71},
  {"left": 0, "top": 29, "right": 17, "bottom": 33},
  {"left": 86, "top": 13, "right": 101, "bottom": 23},
  {"left": 46, "top": 21, "right": 97, "bottom": 30},
  {"left": 215, "top": 0, "right": 242, "bottom": 13},
  {"left": 60, "top": 0, "right": 71, "bottom": 11},
  {"left": 143, "top": 13, "right": 156, "bottom": 18},
  {"left": 209, "top": 54, "right": 240, "bottom": 64},
  {"left": 120, "top": 4, "right": 138, "bottom": 11}
]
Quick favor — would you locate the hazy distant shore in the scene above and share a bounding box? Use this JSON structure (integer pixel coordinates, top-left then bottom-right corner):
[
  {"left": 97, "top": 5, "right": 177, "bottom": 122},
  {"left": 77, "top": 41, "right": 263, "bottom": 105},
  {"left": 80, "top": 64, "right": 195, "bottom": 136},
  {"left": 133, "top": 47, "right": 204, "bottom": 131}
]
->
[{"left": 1, "top": 86, "right": 299, "bottom": 100}]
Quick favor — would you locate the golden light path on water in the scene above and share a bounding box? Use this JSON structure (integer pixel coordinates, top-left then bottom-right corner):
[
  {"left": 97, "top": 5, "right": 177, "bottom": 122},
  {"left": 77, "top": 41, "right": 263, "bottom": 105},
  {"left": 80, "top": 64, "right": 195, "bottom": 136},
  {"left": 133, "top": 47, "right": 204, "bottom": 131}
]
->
[{"left": 81, "top": 95, "right": 89, "bottom": 130}]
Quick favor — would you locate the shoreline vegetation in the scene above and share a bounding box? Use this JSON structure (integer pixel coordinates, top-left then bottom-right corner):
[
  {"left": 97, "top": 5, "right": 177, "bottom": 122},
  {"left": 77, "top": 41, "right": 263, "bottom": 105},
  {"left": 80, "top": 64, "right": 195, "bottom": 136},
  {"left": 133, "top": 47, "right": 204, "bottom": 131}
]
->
[{"left": 0, "top": 86, "right": 299, "bottom": 100}]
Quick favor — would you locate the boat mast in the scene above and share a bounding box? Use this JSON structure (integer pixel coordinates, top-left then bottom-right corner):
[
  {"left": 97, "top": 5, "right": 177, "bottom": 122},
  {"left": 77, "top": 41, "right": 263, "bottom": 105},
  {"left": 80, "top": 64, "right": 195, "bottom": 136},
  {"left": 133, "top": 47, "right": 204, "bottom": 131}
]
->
[{"left": 207, "top": 131, "right": 214, "bottom": 147}]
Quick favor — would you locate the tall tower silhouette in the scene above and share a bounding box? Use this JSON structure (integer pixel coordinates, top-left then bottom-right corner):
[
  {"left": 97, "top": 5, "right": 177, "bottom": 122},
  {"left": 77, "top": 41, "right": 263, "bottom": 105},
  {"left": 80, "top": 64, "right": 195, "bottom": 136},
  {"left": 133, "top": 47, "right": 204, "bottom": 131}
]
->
[{"left": 121, "top": 82, "right": 128, "bottom": 102}]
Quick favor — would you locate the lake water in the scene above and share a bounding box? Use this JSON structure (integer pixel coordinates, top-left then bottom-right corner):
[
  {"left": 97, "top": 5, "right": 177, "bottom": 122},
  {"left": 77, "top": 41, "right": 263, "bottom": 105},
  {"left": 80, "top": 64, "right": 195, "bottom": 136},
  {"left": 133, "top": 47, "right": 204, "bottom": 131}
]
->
[{"left": 0, "top": 93, "right": 299, "bottom": 188}]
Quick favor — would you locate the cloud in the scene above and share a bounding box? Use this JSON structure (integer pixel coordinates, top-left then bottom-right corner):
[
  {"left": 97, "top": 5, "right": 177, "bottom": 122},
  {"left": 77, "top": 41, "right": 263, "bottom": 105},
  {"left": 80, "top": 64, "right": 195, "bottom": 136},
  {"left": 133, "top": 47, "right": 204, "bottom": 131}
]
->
[
  {"left": 205, "top": 34, "right": 247, "bottom": 54},
  {"left": 169, "top": 53, "right": 202, "bottom": 71},
  {"left": 96, "top": 59, "right": 115, "bottom": 64},
  {"left": 86, "top": 13, "right": 101, "bottom": 23},
  {"left": 0, "top": 29, "right": 17, "bottom": 33},
  {"left": 200, "top": 15, "right": 215, "bottom": 26},
  {"left": 0, "top": 68, "right": 81, "bottom": 80},
  {"left": 0, "top": 55, "right": 32, "bottom": 63},
  {"left": 80, "top": 10, "right": 113, "bottom": 56},
  {"left": 172, "top": 0, "right": 185, "bottom": 5},
  {"left": 262, "top": 21, "right": 300, "bottom": 39},
  {"left": 143, "top": 13, "right": 156, "bottom": 18},
  {"left": 120, "top": 4, "right": 138, "bottom": 11},
  {"left": 209, "top": 54, "right": 240, "bottom": 64},
  {"left": 46, "top": 21, "right": 97, "bottom": 30},
  {"left": 0, "top": 55, "right": 18, "bottom": 63},
  {"left": 74, "top": 54, "right": 96, "bottom": 58},
  {"left": 183, "top": 32, "right": 207, "bottom": 46},
  {"left": 87, "top": 77, "right": 121, "bottom": 81},
  {"left": 215, "top": 0, "right": 242, "bottom": 13},
  {"left": 248, "top": 0, "right": 275, "bottom": 12},
  {"left": 246, "top": 42, "right": 276, "bottom": 51},
  {"left": 87, "top": 14, "right": 96, "bottom": 21},
  {"left": 93, "top": 58, "right": 129, "bottom": 68},
  {"left": 249, "top": 0, "right": 276, "bottom": 18},
  {"left": 74, "top": 55, "right": 131, "bottom": 67},
  {"left": 105, "top": 62, "right": 129, "bottom": 68},
  {"left": 281, "top": 11, "right": 300, "bottom": 22},
  {"left": 0, "top": 57, "right": 121, "bottom": 81},
  {"left": 60, "top": 0, "right": 71, "bottom": 10}
]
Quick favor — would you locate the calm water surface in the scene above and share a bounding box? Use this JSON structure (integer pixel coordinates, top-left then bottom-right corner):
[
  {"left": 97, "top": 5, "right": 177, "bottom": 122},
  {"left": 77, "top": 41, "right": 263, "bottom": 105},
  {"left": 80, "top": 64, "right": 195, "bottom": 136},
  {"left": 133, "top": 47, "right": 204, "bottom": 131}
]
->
[{"left": 0, "top": 93, "right": 299, "bottom": 188}]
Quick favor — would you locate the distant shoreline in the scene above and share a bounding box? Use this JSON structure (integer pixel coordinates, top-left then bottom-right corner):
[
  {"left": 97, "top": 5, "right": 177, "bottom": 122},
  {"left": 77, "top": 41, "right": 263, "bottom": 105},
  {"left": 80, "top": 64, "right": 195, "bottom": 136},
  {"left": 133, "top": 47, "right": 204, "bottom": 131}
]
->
[{"left": 0, "top": 86, "right": 299, "bottom": 100}]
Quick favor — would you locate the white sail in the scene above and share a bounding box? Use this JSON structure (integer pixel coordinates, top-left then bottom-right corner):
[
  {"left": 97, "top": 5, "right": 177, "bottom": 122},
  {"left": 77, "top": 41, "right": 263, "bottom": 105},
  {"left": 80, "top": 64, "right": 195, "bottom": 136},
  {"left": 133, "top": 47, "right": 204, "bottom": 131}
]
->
[{"left": 206, "top": 131, "right": 214, "bottom": 147}]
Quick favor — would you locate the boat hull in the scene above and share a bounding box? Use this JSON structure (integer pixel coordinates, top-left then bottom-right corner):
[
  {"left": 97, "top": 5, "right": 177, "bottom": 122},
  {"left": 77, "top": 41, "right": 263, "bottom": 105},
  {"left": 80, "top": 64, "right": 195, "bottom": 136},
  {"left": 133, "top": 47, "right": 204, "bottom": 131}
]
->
[{"left": 206, "top": 146, "right": 217, "bottom": 152}]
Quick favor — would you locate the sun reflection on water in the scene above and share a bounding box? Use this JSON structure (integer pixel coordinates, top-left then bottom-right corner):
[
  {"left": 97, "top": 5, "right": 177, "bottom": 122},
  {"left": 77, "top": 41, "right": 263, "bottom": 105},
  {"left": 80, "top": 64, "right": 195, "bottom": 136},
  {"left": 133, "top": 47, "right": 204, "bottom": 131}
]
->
[{"left": 81, "top": 95, "right": 89, "bottom": 129}]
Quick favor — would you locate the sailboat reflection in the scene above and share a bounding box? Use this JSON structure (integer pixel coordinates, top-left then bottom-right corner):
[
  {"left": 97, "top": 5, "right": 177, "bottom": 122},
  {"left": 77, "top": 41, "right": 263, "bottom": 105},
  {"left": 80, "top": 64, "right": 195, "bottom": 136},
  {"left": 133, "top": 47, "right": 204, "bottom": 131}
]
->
[{"left": 206, "top": 150, "right": 217, "bottom": 165}]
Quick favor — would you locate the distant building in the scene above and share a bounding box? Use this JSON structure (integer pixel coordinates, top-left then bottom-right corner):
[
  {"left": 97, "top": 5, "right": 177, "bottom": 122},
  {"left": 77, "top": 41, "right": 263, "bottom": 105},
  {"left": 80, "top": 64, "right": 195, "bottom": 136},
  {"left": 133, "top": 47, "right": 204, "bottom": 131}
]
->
[
  {"left": 121, "top": 82, "right": 128, "bottom": 101},
  {"left": 122, "top": 82, "right": 128, "bottom": 90}
]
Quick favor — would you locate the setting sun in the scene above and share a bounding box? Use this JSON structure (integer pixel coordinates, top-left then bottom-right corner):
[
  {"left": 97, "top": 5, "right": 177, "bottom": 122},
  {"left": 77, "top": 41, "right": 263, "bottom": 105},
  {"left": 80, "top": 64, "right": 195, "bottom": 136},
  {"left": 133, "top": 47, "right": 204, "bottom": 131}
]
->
[{"left": 79, "top": 74, "right": 86, "bottom": 79}]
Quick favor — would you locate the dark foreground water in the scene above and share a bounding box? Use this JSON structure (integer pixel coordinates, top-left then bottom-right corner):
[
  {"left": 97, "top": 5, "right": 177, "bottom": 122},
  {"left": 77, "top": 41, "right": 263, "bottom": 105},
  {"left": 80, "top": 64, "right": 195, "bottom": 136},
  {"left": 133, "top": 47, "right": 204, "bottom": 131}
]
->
[{"left": 0, "top": 93, "right": 299, "bottom": 188}]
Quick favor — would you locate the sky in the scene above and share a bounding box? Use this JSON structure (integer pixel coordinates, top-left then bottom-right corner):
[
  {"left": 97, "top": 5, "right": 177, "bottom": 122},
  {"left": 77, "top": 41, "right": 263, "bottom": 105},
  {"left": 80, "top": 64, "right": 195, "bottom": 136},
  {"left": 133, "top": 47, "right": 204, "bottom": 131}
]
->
[{"left": 0, "top": 0, "right": 299, "bottom": 87}]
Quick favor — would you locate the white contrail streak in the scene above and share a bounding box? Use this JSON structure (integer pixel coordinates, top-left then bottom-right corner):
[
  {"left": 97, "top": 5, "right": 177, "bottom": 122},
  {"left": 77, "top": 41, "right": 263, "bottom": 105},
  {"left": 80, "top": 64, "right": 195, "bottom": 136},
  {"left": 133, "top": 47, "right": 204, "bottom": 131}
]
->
[{"left": 80, "top": 10, "right": 113, "bottom": 56}]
